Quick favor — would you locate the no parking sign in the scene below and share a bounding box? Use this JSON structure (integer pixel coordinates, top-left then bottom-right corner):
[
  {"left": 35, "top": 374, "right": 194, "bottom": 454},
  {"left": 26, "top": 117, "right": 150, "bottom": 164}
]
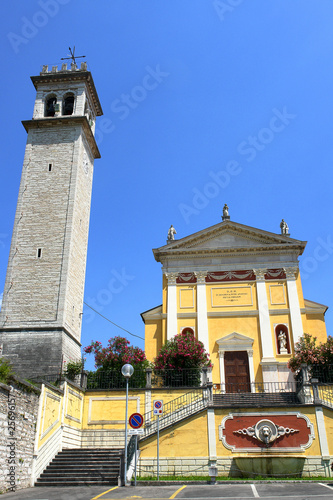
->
[{"left": 153, "top": 399, "right": 163, "bottom": 415}]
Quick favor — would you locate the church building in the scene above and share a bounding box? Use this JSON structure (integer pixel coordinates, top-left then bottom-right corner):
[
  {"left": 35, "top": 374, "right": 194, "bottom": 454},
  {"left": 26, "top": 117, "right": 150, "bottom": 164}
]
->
[{"left": 142, "top": 207, "right": 328, "bottom": 389}]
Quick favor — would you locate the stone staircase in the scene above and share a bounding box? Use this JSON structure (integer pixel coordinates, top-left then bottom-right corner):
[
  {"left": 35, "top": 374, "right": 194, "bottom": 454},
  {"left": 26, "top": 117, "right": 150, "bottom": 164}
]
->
[{"left": 35, "top": 448, "right": 123, "bottom": 487}]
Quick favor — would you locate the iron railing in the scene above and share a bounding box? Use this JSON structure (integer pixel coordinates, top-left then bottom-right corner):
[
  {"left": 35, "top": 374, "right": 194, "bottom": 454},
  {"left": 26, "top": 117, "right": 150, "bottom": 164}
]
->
[
  {"left": 86, "top": 368, "right": 207, "bottom": 390},
  {"left": 213, "top": 381, "right": 299, "bottom": 405},
  {"left": 151, "top": 368, "right": 203, "bottom": 388},
  {"left": 142, "top": 388, "right": 208, "bottom": 439},
  {"left": 86, "top": 369, "right": 147, "bottom": 390},
  {"left": 310, "top": 364, "right": 333, "bottom": 383},
  {"left": 216, "top": 381, "right": 297, "bottom": 394}
]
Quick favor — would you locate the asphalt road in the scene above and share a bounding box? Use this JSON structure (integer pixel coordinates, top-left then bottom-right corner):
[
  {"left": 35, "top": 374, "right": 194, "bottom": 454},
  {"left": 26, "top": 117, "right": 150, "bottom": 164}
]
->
[{"left": 1, "top": 482, "right": 333, "bottom": 500}]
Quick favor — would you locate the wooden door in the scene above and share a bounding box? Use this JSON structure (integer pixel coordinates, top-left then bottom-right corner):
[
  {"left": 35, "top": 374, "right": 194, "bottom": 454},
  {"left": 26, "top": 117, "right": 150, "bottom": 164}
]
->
[{"left": 224, "top": 351, "right": 250, "bottom": 393}]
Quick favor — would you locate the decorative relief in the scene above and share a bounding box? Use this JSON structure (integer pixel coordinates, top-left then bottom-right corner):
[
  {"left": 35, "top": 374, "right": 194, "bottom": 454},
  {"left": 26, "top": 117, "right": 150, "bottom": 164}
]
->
[
  {"left": 284, "top": 267, "right": 298, "bottom": 280},
  {"left": 177, "top": 273, "right": 197, "bottom": 283},
  {"left": 233, "top": 419, "right": 299, "bottom": 447},
  {"left": 195, "top": 271, "right": 207, "bottom": 284},
  {"left": 265, "top": 268, "right": 286, "bottom": 280},
  {"left": 253, "top": 268, "right": 267, "bottom": 281},
  {"left": 165, "top": 272, "right": 178, "bottom": 285},
  {"left": 206, "top": 270, "right": 256, "bottom": 282},
  {"left": 219, "top": 412, "right": 314, "bottom": 452}
]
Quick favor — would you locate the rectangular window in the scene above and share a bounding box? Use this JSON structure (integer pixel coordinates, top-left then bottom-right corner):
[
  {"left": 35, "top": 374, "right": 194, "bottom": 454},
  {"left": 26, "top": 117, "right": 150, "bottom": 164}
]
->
[
  {"left": 48, "top": 163, "right": 52, "bottom": 172},
  {"left": 37, "top": 248, "right": 42, "bottom": 258}
]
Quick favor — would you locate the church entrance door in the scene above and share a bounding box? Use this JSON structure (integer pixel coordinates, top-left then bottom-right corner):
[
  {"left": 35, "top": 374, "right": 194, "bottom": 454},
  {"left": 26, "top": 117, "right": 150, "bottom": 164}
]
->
[{"left": 224, "top": 351, "right": 251, "bottom": 393}]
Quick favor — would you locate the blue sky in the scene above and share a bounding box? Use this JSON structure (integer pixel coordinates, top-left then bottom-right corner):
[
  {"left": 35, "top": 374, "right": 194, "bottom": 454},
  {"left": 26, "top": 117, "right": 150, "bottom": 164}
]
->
[{"left": 0, "top": 1, "right": 332, "bottom": 371}]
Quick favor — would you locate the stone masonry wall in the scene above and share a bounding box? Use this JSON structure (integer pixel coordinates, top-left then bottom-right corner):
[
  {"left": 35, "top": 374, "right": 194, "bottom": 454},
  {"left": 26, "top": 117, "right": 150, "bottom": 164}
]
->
[{"left": 0, "top": 378, "right": 40, "bottom": 493}]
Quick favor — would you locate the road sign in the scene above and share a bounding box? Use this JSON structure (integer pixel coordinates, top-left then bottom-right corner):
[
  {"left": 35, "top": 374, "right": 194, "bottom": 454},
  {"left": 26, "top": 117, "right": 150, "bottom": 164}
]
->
[
  {"left": 153, "top": 399, "right": 164, "bottom": 415},
  {"left": 129, "top": 413, "right": 144, "bottom": 429},
  {"left": 129, "top": 428, "right": 144, "bottom": 435}
]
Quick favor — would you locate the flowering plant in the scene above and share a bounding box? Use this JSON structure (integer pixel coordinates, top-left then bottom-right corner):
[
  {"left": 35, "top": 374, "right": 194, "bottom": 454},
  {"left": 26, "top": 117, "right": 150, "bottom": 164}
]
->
[
  {"left": 154, "top": 329, "right": 212, "bottom": 370},
  {"left": 84, "top": 336, "right": 148, "bottom": 372},
  {"left": 288, "top": 333, "right": 333, "bottom": 374},
  {"left": 64, "top": 359, "right": 84, "bottom": 381}
]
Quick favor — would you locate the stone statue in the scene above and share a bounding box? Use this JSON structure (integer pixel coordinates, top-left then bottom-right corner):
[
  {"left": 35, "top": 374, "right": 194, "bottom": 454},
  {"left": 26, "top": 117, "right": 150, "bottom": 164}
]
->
[
  {"left": 223, "top": 204, "right": 229, "bottom": 217},
  {"left": 280, "top": 219, "right": 289, "bottom": 235},
  {"left": 278, "top": 331, "right": 288, "bottom": 354},
  {"left": 167, "top": 225, "right": 177, "bottom": 241}
]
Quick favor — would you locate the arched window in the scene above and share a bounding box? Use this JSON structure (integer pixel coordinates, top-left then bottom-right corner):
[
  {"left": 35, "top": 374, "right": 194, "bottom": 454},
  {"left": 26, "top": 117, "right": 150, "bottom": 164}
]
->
[
  {"left": 45, "top": 95, "right": 57, "bottom": 117},
  {"left": 275, "top": 324, "right": 290, "bottom": 354},
  {"left": 181, "top": 327, "right": 195, "bottom": 336},
  {"left": 63, "top": 93, "right": 75, "bottom": 115}
]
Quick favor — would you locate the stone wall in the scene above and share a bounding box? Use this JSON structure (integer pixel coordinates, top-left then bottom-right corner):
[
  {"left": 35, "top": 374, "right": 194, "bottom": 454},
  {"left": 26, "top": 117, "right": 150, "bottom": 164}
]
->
[{"left": 0, "top": 377, "right": 40, "bottom": 494}]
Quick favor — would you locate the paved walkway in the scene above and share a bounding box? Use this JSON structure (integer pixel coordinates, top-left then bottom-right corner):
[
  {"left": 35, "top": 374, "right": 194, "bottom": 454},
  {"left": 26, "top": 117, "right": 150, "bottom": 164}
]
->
[{"left": 1, "top": 482, "right": 333, "bottom": 500}]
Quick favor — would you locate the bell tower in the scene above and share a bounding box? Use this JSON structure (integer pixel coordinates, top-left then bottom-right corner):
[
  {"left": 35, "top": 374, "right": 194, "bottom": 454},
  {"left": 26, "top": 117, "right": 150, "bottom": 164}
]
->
[{"left": 0, "top": 61, "right": 102, "bottom": 378}]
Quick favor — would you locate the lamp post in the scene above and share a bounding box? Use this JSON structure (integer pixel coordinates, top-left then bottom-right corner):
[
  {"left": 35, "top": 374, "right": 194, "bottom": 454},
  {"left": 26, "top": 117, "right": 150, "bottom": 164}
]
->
[{"left": 122, "top": 363, "right": 134, "bottom": 486}]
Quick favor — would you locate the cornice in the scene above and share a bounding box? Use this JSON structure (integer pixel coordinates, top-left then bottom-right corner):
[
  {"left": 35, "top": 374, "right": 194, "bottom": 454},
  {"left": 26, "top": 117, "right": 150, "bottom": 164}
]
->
[{"left": 22, "top": 116, "right": 101, "bottom": 159}]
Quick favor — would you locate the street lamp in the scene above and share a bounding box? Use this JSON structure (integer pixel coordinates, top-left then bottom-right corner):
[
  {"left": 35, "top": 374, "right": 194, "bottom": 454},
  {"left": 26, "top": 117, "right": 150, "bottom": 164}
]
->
[{"left": 122, "top": 363, "right": 134, "bottom": 486}]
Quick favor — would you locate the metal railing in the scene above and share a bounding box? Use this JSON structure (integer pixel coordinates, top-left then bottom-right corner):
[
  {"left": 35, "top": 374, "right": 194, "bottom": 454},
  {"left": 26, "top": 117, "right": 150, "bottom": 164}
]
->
[
  {"left": 151, "top": 368, "right": 203, "bottom": 388},
  {"left": 311, "top": 364, "right": 333, "bottom": 383},
  {"left": 86, "top": 369, "right": 147, "bottom": 389},
  {"left": 215, "top": 381, "right": 297, "bottom": 394},
  {"left": 142, "top": 388, "right": 209, "bottom": 439},
  {"left": 86, "top": 367, "right": 208, "bottom": 390},
  {"left": 317, "top": 385, "right": 333, "bottom": 407}
]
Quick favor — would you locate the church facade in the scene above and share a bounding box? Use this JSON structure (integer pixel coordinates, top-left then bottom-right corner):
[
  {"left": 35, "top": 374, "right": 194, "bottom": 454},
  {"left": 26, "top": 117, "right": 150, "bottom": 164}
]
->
[{"left": 143, "top": 215, "right": 328, "bottom": 388}]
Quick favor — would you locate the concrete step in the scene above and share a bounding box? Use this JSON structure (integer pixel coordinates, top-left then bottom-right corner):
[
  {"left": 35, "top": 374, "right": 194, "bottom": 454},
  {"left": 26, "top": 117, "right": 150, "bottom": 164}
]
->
[{"left": 35, "top": 448, "right": 122, "bottom": 487}]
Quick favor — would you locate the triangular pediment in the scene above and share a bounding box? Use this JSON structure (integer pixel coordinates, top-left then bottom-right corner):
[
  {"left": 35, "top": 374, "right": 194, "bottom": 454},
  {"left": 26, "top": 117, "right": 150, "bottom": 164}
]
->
[
  {"left": 153, "top": 220, "right": 306, "bottom": 262},
  {"left": 216, "top": 332, "right": 254, "bottom": 351}
]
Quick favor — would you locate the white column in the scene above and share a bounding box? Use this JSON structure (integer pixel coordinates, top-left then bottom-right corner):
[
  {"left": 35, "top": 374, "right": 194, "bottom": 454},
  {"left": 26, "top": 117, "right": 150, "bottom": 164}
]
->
[
  {"left": 196, "top": 271, "right": 210, "bottom": 354},
  {"left": 254, "top": 268, "right": 274, "bottom": 360},
  {"left": 248, "top": 350, "right": 255, "bottom": 393},
  {"left": 165, "top": 272, "right": 178, "bottom": 340},
  {"left": 284, "top": 267, "right": 304, "bottom": 346},
  {"left": 219, "top": 350, "right": 225, "bottom": 392}
]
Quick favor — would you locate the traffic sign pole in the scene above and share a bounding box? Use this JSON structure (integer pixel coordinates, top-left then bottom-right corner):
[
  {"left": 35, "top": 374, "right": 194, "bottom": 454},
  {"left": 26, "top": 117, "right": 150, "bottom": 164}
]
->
[
  {"left": 134, "top": 434, "right": 138, "bottom": 486},
  {"left": 157, "top": 415, "right": 160, "bottom": 480}
]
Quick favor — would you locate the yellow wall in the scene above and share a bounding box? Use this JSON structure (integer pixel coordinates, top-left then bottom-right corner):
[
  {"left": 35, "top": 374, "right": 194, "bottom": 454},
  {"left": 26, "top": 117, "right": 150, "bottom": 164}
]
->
[{"left": 140, "top": 412, "right": 209, "bottom": 458}]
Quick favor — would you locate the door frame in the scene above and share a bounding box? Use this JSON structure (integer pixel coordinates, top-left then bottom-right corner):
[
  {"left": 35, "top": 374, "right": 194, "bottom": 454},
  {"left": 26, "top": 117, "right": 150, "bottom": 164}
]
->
[{"left": 216, "top": 332, "right": 255, "bottom": 393}]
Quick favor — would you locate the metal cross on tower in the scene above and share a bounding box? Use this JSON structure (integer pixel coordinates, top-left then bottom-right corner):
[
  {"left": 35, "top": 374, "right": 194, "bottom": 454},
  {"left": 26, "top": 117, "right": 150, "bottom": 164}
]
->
[{"left": 61, "top": 46, "right": 85, "bottom": 65}]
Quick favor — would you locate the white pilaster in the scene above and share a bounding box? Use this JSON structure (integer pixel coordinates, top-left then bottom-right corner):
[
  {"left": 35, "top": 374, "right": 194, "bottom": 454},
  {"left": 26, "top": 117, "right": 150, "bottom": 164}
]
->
[
  {"left": 165, "top": 272, "right": 178, "bottom": 340},
  {"left": 207, "top": 408, "right": 217, "bottom": 460},
  {"left": 254, "top": 268, "right": 274, "bottom": 360},
  {"left": 315, "top": 406, "right": 330, "bottom": 458},
  {"left": 284, "top": 267, "right": 304, "bottom": 346},
  {"left": 248, "top": 350, "right": 255, "bottom": 393},
  {"left": 219, "top": 351, "right": 225, "bottom": 392},
  {"left": 195, "top": 271, "right": 210, "bottom": 354}
]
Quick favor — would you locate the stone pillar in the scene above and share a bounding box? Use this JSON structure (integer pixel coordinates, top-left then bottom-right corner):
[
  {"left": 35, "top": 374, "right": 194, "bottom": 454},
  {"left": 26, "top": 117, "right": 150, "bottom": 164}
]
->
[
  {"left": 219, "top": 350, "right": 225, "bottom": 392},
  {"left": 254, "top": 268, "right": 277, "bottom": 384},
  {"left": 165, "top": 272, "right": 178, "bottom": 340},
  {"left": 248, "top": 350, "right": 256, "bottom": 393},
  {"left": 284, "top": 267, "right": 304, "bottom": 345},
  {"left": 196, "top": 271, "right": 210, "bottom": 354}
]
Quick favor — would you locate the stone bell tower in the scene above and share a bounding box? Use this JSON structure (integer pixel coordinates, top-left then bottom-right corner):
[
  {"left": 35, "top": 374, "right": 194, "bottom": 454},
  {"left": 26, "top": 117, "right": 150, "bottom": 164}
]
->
[{"left": 0, "top": 62, "right": 102, "bottom": 378}]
